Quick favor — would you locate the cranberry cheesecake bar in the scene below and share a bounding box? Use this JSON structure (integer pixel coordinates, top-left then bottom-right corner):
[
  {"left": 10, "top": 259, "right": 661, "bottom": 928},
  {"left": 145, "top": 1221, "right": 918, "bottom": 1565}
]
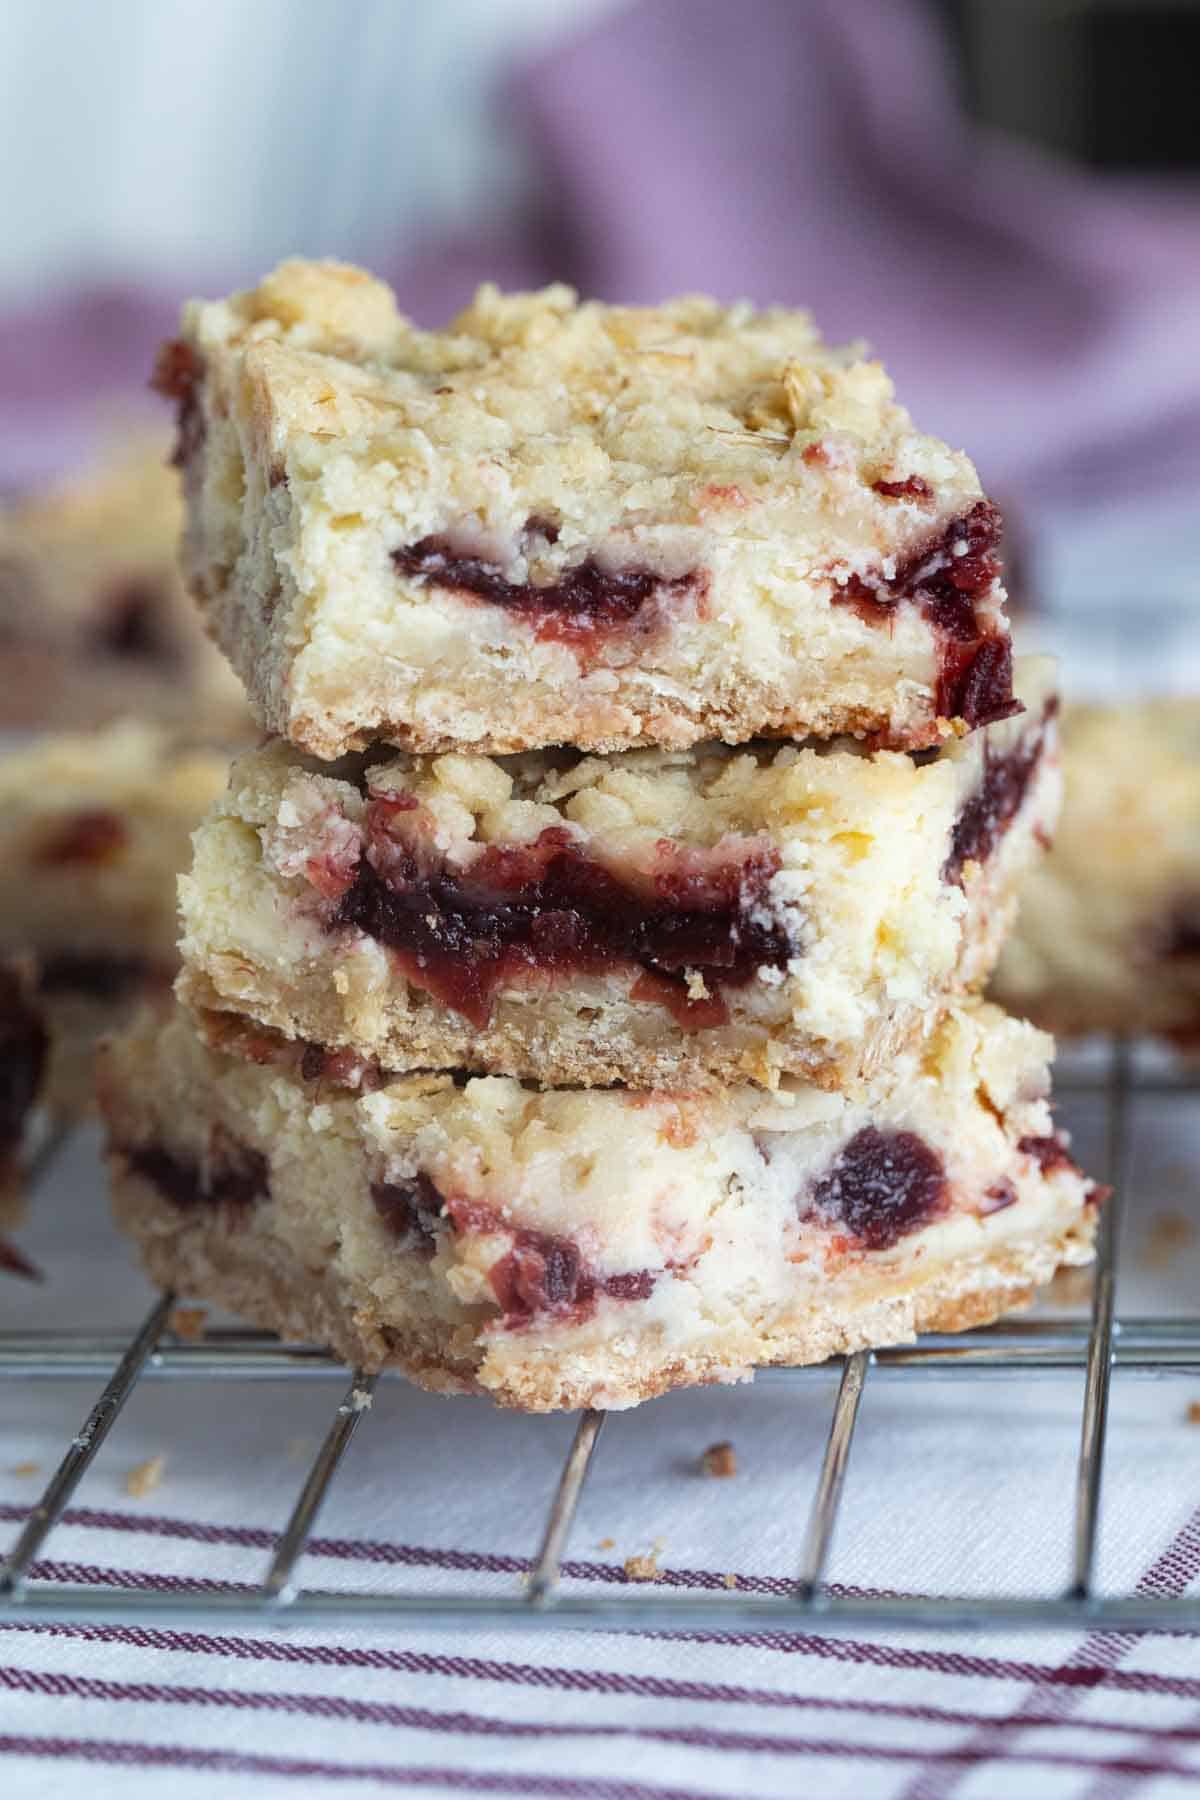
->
[
  {"left": 0, "top": 440, "right": 248, "bottom": 737},
  {"left": 0, "top": 722, "right": 228, "bottom": 1110},
  {"left": 178, "top": 663, "right": 1057, "bottom": 1092},
  {"left": 995, "top": 699, "right": 1200, "bottom": 1041},
  {"left": 162, "top": 259, "right": 1018, "bottom": 759},
  {"left": 102, "top": 999, "right": 1097, "bottom": 1411}
]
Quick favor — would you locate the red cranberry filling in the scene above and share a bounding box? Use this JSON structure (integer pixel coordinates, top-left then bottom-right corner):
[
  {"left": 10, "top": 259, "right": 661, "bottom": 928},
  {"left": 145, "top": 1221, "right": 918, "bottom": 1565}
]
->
[
  {"left": 391, "top": 535, "right": 702, "bottom": 651},
  {"left": 125, "top": 1132, "right": 268, "bottom": 1214},
  {"left": 0, "top": 968, "right": 47, "bottom": 1156},
  {"left": 407, "top": 1189, "right": 656, "bottom": 1324},
  {"left": 835, "top": 502, "right": 1019, "bottom": 730},
  {"left": 803, "top": 1126, "right": 949, "bottom": 1251},
  {"left": 151, "top": 338, "right": 205, "bottom": 470},
  {"left": 333, "top": 812, "right": 793, "bottom": 1029},
  {"left": 873, "top": 476, "right": 933, "bottom": 502},
  {"left": 371, "top": 1173, "right": 443, "bottom": 1257},
  {"left": 486, "top": 1222, "right": 657, "bottom": 1323},
  {"left": 92, "top": 579, "right": 175, "bottom": 665},
  {"left": 1019, "top": 1134, "right": 1074, "bottom": 1175},
  {"left": 0, "top": 1236, "right": 41, "bottom": 1282},
  {"left": 36, "top": 808, "right": 129, "bottom": 867},
  {"left": 942, "top": 704, "right": 1052, "bottom": 886}
]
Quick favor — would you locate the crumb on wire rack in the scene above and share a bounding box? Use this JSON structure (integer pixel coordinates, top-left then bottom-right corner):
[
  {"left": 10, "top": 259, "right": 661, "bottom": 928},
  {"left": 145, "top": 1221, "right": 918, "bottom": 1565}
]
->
[
  {"left": 125, "top": 1455, "right": 166, "bottom": 1498},
  {"left": 169, "top": 1305, "right": 208, "bottom": 1340},
  {"left": 701, "top": 1440, "right": 737, "bottom": 1478}
]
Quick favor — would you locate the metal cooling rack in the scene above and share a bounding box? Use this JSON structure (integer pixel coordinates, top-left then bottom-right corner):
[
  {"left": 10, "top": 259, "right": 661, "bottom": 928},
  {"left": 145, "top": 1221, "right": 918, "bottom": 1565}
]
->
[{"left": 3, "top": 1039, "right": 1200, "bottom": 1637}]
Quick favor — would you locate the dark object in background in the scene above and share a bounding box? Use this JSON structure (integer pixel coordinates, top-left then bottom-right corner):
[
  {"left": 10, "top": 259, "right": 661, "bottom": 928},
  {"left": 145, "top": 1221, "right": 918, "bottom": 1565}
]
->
[{"left": 944, "top": 0, "right": 1200, "bottom": 168}]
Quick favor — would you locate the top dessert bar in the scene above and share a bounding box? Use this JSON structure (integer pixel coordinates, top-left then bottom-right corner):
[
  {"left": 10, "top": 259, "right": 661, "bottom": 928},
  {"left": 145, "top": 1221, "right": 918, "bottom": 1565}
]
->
[
  {"left": 161, "top": 259, "right": 1017, "bottom": 760},
  {"left": 0, "top": 439, "right": 248, "bottom": 737}
]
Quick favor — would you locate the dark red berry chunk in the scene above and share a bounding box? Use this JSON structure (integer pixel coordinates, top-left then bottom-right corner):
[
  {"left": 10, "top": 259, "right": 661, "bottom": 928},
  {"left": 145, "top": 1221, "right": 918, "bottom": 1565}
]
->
[
  {"left": 93, "top": 579, "right": 174, "bottom": 664},
  {"left": 1018, "top": 1134, "right": 1074, "bottom": 1176},
  {"left": 873, "top": 476, "right": 933, "bottom": 502},
  {"left": 333, "top": 809, "right": 793, "bottom": 1029},
  {"left": 36, "top": 808, "right": 129, "bottom": 866},
  {"left": 125, "top": 1131, "right": 268, "bottom": 1214},
  {"left": 37, "top": 952, "right": 151, "bottom": 1001},
  {"left": 833, "top": 501, "right": 1019, "bottom": 730},
  {"left": 392, "top": 535, "right": 702, "bottom": 651},
  {"left": 371, "top": 1172, "right": 444, "bottom": 1257},
  {"left": 0, "top": 966, "right": 47, "bottom": 1157},
  {"left": 804, "top": 1126, "right": 949, "bottom": 1251},
  {"left": 942, "top": 703, "right": 1053, "bottom": 885},
  {"left": 150, "top": 338, "right": 205, "bottom": 470}
]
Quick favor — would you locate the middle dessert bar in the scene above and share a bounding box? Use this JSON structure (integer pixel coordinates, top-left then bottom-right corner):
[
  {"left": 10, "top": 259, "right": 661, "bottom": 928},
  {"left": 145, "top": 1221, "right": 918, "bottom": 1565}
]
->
[{"left": 179, "top": 663, "right": 1058, "bottom": 1091}]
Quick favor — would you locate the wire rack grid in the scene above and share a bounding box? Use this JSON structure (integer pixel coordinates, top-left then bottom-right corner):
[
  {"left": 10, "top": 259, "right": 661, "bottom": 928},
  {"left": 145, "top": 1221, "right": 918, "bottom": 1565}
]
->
[{"left": 3, "top": 1039, "right": 1200, "bottom": 1639}]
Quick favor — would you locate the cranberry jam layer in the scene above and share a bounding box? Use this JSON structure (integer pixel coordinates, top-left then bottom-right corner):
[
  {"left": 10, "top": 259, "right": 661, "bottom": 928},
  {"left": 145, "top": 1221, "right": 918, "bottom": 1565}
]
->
[
  {"left": 102, "top": 1000, "right": 1099, "bottom": 1412},
  {"left": 0, "top": 721, "right": 229, "bottom": 1114},
  {"left": 166, "top": 259, "right": 1015, "bottom": 760},
  {"left": 179, "top": 660, "right": 1059, "bottom": 1093}
]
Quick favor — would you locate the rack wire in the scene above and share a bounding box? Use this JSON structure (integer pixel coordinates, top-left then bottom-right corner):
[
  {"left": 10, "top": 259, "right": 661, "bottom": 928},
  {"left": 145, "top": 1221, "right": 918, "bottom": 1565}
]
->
[{"left": 3, "top": 1038, "right": 1200, "bottom": 1637}]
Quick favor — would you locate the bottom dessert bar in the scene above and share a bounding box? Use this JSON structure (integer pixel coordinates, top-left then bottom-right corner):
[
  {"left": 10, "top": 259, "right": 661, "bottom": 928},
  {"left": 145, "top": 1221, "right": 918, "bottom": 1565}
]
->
[{"left": 100, "top": 1002, "right": 1099, "bottom": 1412}]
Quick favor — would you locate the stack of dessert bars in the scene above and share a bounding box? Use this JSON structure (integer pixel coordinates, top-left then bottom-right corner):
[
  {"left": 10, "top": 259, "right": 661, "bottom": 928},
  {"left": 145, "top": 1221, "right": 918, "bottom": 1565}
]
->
[{"left": 100, "top": 261, "right": 1100, "bottom": 1412}]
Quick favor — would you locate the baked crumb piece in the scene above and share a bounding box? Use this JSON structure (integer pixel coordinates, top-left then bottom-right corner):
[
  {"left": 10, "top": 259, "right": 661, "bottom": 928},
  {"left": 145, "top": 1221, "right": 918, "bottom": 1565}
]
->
[
  {"left": 350, "top": 1386, "right": 373, "bottom": 1411},
  {"left": 169, "top": 1305, "right": 208, "bottom": 1340},
  {"left": 701, "top": 1440, "right": 737, "bottom": 1478},
  {"left": 1186, "top": 1402, "right": 1200, "bottom": 1425},
  {"left": 10, "top": 1461, "right": 39, "bottom": 1478},
  {"left": 125, "top": 1454, "right": 165, "bottom": 1497},
  {"left": 723, "top": 1573, "right": 739, "bottom": 1589},
  {"left": 597, "top": 1537, "right": 615, "bottom": 1550},
  {"left": 623, "top": 1550, "right": 661, "bottom": 1583}
]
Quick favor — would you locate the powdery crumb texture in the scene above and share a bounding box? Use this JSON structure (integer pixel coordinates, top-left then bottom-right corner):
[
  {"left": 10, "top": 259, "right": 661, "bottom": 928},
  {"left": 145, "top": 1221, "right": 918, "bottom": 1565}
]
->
[
  {"left": 1187, "top": 1402, "right": 1200, "bottom": 1426},
  {"left": 125, "top": 1455, "right": 166, "bottom": 1498},
  {"left": 171, "top": 259, "right": 1013, "bottom": 758}
]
